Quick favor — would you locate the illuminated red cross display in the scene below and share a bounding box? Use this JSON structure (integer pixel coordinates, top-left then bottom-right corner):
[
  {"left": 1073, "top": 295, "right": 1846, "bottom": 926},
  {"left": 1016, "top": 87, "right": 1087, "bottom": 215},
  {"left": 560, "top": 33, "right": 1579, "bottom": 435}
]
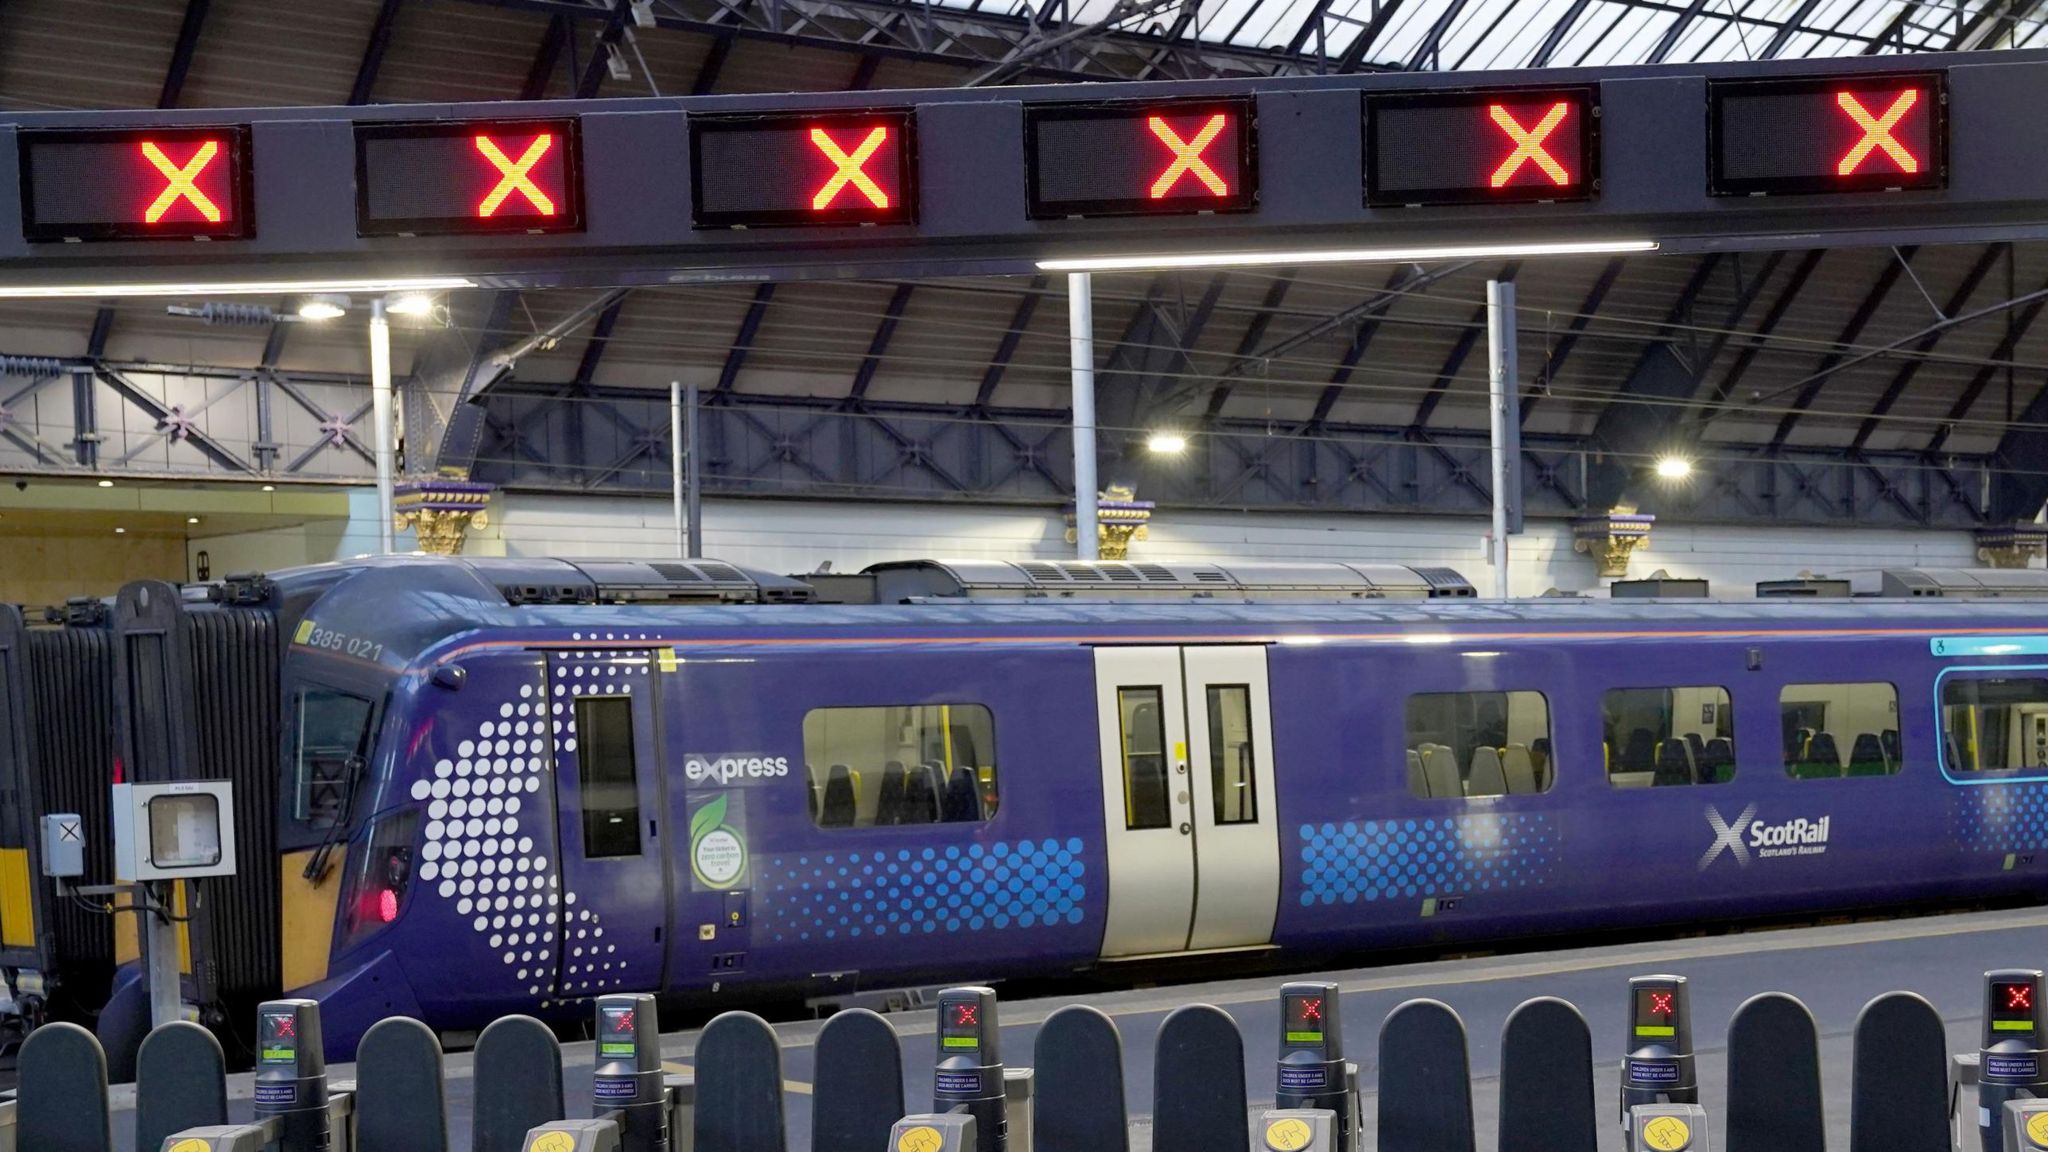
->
[
  {"left": 474, "top": 134, "right": 557, "bottom": 217},
  {"left": 1299, "top": 998, "right": 1324, "bottom": 1021},
  {"left": 615, "top": 1009, "right": 636, "bottom": 1032},
  {"left": 1650, "top": 992, "right": 1674, "bottom": 1016},
  {"left": 1488, "top": 103, "right": 1572, "bottom": 189},
  {"left": 955, "top": 1004, "right": 979, "bottom": 1026},
  {"left": 1836, "top": 90, "right": 1920, "bottom": 176},
  {"left": 140, "top": 140, "right": 222, "bottom": 224},
  {"left": 2010, "top": 986, "right": 2034, "bottom": 1012},
  {"left": 1148, "top": 114, "right": 1230, "bottom": 199},
  {"left": 273, "top": 1015, "right": 296, "bottom": 1038},
  {"left": 810, "top": 127, "right": 891, "bottom": 211}
]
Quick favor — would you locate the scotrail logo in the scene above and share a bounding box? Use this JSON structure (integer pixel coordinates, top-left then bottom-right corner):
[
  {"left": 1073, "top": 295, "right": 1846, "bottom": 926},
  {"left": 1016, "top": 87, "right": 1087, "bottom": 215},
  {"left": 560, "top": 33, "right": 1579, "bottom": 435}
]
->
[{"left": 1699, "top": 804, "right": 1832, "bottom": 870}]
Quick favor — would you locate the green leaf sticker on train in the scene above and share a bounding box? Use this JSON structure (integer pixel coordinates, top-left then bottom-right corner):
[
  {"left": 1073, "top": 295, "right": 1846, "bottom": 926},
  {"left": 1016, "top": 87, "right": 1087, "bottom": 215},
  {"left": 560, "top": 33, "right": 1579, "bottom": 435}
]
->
[{"left": 691, "top": 794, "right": 747, "bottom": 890}]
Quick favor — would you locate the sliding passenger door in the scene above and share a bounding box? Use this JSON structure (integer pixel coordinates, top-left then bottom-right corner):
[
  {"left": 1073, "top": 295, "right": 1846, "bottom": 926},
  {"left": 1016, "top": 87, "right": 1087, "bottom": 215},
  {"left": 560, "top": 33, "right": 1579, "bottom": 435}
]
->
[
  {"left": 548, "top": 651, "right": 669, "bottom": 998},
  {"left": 1093, "top": 646, "right": 1280, "bottom": 957}
]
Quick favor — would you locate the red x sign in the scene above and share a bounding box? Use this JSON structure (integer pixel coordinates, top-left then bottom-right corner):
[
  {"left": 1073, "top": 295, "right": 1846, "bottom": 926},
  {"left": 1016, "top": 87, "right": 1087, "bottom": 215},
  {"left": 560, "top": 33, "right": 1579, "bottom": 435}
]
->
[
  {"left": 2010, "top": 985, "right": 2034, "bottom": 1012},
  {"left": 1299, "top": 997, "right": 1324, "bottom": 1021},
  {"left": 1489, "top": 103, "right": 1572, "bottom": 188},
  {"left": 474, "top": 134, "right": 557, "bottom": 217},
  {"left": 1650, "top": 992, "right": 1674, "bottom": 1016},
  {"left": 273, "top": 1015, "right": 296, "bottom": 1038},
  {"left": 1836, "top": 90, "right": 1920, "bottom": 176},
  {"left": 1148, "top": 114, "right": 1231, "bottom": 198},
  {"left": 811, "top": 126, "right": 892, "bottom": 211},
  {"left": 140, "top": 139, "right": 223, "bottom": 224}
]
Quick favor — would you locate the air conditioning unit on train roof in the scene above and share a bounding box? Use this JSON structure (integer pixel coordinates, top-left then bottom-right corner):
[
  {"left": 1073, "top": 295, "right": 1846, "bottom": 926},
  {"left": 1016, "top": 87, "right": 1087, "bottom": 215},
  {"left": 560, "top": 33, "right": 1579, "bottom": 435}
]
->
[
  {"left": 1831, "top": 568, "right": 2048, "bottom": 598},
  {"left": 857, "top": 559, "right": 1474, "bottom": 603},
  {"left": 476, "top": 558, "right": 814, "bottom": 605}
]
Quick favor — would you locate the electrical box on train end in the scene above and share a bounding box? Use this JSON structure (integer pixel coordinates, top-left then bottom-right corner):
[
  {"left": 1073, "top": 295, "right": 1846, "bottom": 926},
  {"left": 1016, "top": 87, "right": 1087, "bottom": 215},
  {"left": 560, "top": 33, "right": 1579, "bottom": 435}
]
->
[{"left": 112, "top": 781, "right": 237, "bottom": 881}]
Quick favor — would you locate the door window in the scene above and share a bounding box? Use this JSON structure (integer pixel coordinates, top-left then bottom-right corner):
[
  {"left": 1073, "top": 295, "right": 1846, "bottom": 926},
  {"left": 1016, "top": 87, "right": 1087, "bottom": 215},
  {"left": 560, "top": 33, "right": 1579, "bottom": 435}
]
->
[
  {"left": 573, "top": 696, "right": 642, "bottom": 858},
  {"left": 1118, "top": 687, "right": 1171, "bottom": 830},
  {"left": 1942, "top": 677, "right": 2048, "bottom": 772},
  {"left": 1207, "top": 685, "right": 1259, "bottom": 824}
]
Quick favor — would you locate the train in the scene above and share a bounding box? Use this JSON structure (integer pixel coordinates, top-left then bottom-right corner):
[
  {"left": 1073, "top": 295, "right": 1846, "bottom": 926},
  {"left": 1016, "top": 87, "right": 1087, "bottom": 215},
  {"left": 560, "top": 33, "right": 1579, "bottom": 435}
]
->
[{"left": 6, "top": 552, "right": 2048, "bottom": 1064}]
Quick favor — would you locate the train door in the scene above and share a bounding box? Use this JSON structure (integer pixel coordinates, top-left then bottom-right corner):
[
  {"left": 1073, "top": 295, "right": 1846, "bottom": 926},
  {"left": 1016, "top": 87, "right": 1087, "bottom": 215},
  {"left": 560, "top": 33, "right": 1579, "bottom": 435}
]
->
[
  {"left": 1093, "top": 646, "right": 1281, "bottom": 957},
  {"left": 547, "top": 651, "right": 670, "bottom": 998}
]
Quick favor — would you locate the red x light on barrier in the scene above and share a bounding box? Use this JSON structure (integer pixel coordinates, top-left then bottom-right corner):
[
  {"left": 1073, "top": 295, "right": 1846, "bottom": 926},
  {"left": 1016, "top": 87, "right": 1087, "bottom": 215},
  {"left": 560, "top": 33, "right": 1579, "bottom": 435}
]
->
[
  {"left": 20, "top": 125, "right": 252, "bottom": 242},
  {"left": 1650, "top": 992, "right": 1674, "bottom": 1017},
  {"left": 355, "top": 117, "right": 582, "bottom": 237},
  {"left": 1708, "top": 73, "right": 1943, "bottom": 196},
  {"left": 1024, "top": 98, "right": 1256, "bottom": 219},
  {"left": 1365, "top": 87, "right": 1596, "bottom": 207},
  {"left": 691, "top": 110, "right": 917, "bottom": 229},
  {"left": 2010, "top": 985, "right": 2034, "bottom": 1013}
]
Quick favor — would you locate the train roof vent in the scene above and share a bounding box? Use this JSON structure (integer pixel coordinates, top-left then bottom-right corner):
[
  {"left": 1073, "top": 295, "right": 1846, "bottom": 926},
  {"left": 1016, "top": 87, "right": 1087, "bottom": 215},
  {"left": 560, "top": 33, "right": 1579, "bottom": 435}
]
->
[
  {"left": 551, "top": 559, "right": 813, "bottom": 604},
  {"left": 1610, "top": 577, "right": 1710, "bottom": 598},
  {"left": 1757, "top": 577, "right": 1852, "bottom": 598},
  {"left": 860, "top": 559, "right": 1474, "bottom": 602},
  {"left": 1836, "top": 567, "right": 2048, "bottom": 598}
]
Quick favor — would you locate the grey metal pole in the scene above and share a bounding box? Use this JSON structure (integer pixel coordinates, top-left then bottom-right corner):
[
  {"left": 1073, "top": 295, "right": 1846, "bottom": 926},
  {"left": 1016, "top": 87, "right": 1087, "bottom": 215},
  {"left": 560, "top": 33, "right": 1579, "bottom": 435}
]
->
[
  {"left": 671, "top": 381, "right": 686, "bottom": 559},
  {"left": 686, "top": 383, "right": 704, "bottom": 558},
  {"left": 1486, "top": 279, "right": 1518, "bottom": 600},
  {"left": 370, "top": 297, "right": 396, "bottom": 555},
  {"left": 141, "top": 881, "right": 181, "bottom": 1028},
  {"left": 1068, "top": 272, "right": 1099, "bottom": 561}
]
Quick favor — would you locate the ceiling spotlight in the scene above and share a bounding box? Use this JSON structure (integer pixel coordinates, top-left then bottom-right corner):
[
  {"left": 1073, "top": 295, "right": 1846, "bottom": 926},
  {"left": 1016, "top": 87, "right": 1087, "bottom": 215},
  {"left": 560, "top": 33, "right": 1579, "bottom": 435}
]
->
[
  {"left": 1655, "top": 456, "right": 1694, "bottom": 481},
  {"left": 1147, "top": 432, "right": 1189, "bottom": 455},
  {"left": 385, "top": 291, "right": 436, "bottom": 317},
  {"left": 297, "top": 294, "right": 351, "bottom": 321},
  {"left": 114, "top": 527, "right": 126, "bottom": 534},
  {"left": 96, "top": 478, "right": 113, "bottom": 488},
  {"left": 261, "top": 484, "right": 276, "bottom": 492},
  {"left": 187, "top": 516, "right": 200, "bottom": 525}
]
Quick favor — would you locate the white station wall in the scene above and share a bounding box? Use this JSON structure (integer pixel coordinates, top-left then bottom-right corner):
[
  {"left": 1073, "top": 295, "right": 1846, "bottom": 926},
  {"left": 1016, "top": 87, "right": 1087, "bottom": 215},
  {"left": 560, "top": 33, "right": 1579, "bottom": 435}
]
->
[{"left": 187, "top": 489, "right": 1991, "bottom": 596}]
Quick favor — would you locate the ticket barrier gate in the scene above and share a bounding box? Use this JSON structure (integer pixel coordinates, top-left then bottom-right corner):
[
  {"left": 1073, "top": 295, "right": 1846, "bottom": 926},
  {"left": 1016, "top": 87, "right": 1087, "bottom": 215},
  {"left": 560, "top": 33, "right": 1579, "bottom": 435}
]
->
[
  {"left": 1621, "top": 976, "right": 1709, "bottom": 1152},
  {"left": 887, "top": 986, "right": 1040, "bottom": 1152},
  {"left": 521, "top": 994, "right": 694, "bottom": 1152},
  {"left": 1251, "top": 982, "right": 1358, "bottom": 1152},
  {"left": 156, "top": 1000, "right": 357, "bottom": 1152}
]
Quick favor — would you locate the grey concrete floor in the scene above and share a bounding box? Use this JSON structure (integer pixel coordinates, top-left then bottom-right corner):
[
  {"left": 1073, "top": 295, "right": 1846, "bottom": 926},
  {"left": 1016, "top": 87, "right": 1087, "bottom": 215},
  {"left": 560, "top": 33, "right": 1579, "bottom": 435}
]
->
[{"left": 111, "top": 905, "right": 2048, "bottom": 1151}]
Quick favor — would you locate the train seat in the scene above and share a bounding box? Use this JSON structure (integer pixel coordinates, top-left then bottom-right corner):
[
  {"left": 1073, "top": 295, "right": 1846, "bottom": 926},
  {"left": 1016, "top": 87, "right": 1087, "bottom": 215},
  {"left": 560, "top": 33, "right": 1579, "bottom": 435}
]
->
[
  {"left": 1798, "top": 732, "right": 1842, "bottom": 779},
  {"left": 1502, "top": 744, "right": 1537, "bottom": 794},
  {"left": 1684, "top": 733, "right": 1707, "bottom": 764},
  {"left": 1702, "top": 738, "right": 1735, "bottom": 783},
  {"left": 1467, "top": 747, "right": 1506, "bottom": 797},
  {"left": 876, "top": 762, "right": 907, "bottom": 826},
  {"left": 821, "top": 765, "right": 857, "bottom": 827},
  {"left": 942, "top": 767, "right": 981, "bottom": 821},
  {"left": 1653, "top": 739, "right": 1693, "bottom": 787},
  {"left": 1421, "top": 745, "right": 1461, "bottom": 799},
  {"left": 1407, "top": 750, "right": 1427, "bottom": 797},
  {"left": 1847, "top": 733, "right": 1889, "bottom": 777},
  {"left": 901, "top": 764, "right": 940, "bottom": 824},
  {"left": 1623, "top": 728, "right": 1656, "bottom": 771},
  {"left": 1881, "top": 728, "right": 1901, "bottom": 765},
  {"left": 807, "top": 770, "right": 820, "bottom": 821}
]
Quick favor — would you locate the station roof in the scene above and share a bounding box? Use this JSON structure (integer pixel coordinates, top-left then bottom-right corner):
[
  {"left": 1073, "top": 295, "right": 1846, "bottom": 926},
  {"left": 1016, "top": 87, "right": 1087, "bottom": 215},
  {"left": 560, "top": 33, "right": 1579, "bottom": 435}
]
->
[{"left": 0, "top": 0, "right": 2043, "bottom": 516}]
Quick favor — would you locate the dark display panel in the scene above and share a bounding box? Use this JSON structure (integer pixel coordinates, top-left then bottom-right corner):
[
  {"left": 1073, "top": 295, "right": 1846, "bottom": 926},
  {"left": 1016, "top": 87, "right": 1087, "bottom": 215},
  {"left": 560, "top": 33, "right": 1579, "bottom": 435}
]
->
[
  {"left": 1366, "top": 87, "right": 1596, "bottom": 207},
  {"left": 20, "top": 126, "right": 252, "bottom": 242},
  {"left": 941, "top": 1000, "right": 981, "bottom": 1049},
  {"left": 690, "top": 110, "right": 917, "bottom": 229},
  {"left": 259, "top": 1007, "right": 300, "bottom": 1065},
  {"left": 1709, "top": 73, "right": 1944, "bottom": 196},
  {"left": 1994, "top": 980, "right": 2037, "bottom": 1032},
  {"left": 599, "top": 1002, "right": 638, "bottom": 1055},
  {"left": 1025, "top": 98, "right": 1256, "bottom": 219},
  {"left": 355, "top": 118, "right": 583, "bottom": 236},
  {"left": 1633, "top": 986, "right": 1678, "bottom": 1037},
  {"left": 1284, "top": 992, "right": 1326, "bottom": 1044}
]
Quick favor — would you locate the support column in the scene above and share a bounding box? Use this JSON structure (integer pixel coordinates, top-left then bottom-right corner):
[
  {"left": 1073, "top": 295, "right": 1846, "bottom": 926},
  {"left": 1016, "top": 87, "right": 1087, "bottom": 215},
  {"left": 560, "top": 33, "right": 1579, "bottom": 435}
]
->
[
  {"left": 1486, "top": 279, "right": 1521, "bottom": 600},
  {"left": 686, "top": 383, "right": 704, "bottom": 558},
  {"left": 1069, "top": 272, "right": 1099, "bottom": 561},
  {"left": 671, "top": 381, "right": 686, "bottom": 559},
  {"left": 370, "top": 297, "right": 396, "bottom": 555}
]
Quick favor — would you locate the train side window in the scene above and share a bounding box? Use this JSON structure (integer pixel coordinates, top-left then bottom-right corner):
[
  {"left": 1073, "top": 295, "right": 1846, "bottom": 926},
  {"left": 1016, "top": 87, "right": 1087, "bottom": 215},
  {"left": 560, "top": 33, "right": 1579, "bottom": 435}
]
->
[
  {"left": 801, "top": 704, "right": 999, "bottom": 829},
  {"left": 1780, "top": 682, "right": 1900, "bottom": 779},
  {"left": 1208, "top": 685, "right": 1259, "bottom": 824},
  {"left": 1404, "top": 691, "right": 1553, "bottom": 799},
  {"left": 1602, "top": 686, "right": 1735, "bottom": 788},
  {"left": 572, "top": 696, "right": 642, "bottom": 858},
  {"left": 292, "top": 688, "right": 374, "bottom": 828},
  {"left": 1940, "top": 677, "right": 2048, "bottom": 773}
]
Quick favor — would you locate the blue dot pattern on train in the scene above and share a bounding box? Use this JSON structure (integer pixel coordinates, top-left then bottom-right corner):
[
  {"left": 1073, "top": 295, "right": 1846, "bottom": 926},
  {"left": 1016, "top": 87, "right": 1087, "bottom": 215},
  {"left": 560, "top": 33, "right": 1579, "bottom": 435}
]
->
[
  {"left": 758, "top": 838, "right": 1087, "bottom": 943},
  {"left": 1953, "top": 785, "right": 2048, "bottom": 852},
  {"left": 1298, "top": 816, "right": 1556, "bottom": 905}
]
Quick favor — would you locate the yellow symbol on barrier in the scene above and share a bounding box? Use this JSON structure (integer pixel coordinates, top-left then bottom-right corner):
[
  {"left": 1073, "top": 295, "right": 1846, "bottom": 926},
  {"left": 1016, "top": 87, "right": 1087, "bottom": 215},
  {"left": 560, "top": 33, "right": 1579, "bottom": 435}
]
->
[
  {"left": 2027, "top": 1111, "right": 2048, "bottom": 1147},
  {"left": 1265, "top": 1117, "right": 1315, "bottom": 1151},
  {"left": 169, "top": 1140, "right": 213, "bottom": 1152},
  {"left": 1641, "top": 1116, "right": 1692, "bottom": 1151},
  {"left": 897, "top": 1126, "right": 945, "bottom": 1152},
  {"left": 527, "top": 1132, "right": 578, "bottom": 1152}
]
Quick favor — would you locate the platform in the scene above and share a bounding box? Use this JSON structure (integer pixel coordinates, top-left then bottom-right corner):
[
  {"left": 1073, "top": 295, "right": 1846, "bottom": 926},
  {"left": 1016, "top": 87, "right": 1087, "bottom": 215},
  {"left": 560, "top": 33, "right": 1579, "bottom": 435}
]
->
[{"left": 107, "top": 904, "right": 2048, "bottom": 1151}]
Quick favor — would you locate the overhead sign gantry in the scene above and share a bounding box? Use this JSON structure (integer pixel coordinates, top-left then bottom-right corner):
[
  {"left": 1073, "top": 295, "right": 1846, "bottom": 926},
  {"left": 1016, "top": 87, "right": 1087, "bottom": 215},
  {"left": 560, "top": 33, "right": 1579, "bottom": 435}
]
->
[{"left": 0, "top": 48, "right": 2036, "bottom": 291}]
